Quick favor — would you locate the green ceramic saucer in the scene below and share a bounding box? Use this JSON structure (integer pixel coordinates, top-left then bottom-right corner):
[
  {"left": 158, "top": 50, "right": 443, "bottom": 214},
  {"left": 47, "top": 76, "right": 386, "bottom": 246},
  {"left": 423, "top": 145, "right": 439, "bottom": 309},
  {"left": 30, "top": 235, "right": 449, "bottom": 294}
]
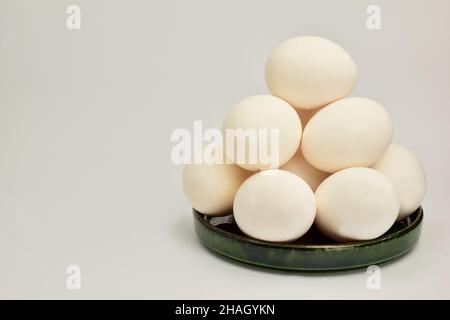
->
[{"left": 193, "top": 207, "right": 423, "bottom": 271}]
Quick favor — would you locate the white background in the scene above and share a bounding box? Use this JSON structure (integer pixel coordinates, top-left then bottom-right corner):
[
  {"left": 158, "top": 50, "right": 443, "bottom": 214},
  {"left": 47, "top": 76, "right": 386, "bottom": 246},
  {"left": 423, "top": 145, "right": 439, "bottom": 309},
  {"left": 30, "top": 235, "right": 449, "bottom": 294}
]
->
[{"left": 1, "top": 0, "right": 449, "bottom": 299}]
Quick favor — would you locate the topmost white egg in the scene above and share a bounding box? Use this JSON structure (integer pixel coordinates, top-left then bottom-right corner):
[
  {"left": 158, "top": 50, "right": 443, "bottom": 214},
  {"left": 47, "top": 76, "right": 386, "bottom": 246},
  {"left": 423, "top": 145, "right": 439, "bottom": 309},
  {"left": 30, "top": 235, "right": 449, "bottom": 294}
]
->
[{"left": 265, "top": 36, "right": 357, "bottom": 110}]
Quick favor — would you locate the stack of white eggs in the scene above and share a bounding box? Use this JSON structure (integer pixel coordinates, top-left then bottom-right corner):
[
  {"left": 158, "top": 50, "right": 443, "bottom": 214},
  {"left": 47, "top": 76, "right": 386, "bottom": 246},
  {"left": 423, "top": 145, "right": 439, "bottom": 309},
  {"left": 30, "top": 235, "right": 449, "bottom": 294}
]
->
[{"left": 183, "top": 36, "right": 426, "bottom": 243}]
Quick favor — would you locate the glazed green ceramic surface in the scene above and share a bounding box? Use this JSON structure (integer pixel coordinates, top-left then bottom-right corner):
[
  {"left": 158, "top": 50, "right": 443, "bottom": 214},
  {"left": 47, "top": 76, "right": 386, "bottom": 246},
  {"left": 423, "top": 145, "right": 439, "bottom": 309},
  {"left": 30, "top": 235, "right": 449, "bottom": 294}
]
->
[{"left": 193, "top": 207, "right": 423, "bottom": 271}]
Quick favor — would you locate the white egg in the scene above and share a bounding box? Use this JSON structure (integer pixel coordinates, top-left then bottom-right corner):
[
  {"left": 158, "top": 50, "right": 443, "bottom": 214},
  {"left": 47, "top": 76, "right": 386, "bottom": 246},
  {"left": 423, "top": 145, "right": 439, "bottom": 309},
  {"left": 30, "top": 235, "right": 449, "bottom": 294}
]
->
[
  {"left": 372, "top": 144, "right": 426, "bottom": 220},
  {"left": 233, "top": 169, "right": 316, "bottom": 242},
  {"left": 222, "top": 95, "right": 302, "bottom": 171},
  {"left": 280, "top": 147, "right": 329, "bottom": 191},
  {"left": 301, "top": 97, "right": 393, "bottom": 173},
  {"left": 265, "top": 36, "right": 357, "bottom": 110},
  {"left": 315, "top": 167, "right": 400, "bottom": 242},
  {"left": 182, "top": 162, "right": 251, "bottom": 216}
]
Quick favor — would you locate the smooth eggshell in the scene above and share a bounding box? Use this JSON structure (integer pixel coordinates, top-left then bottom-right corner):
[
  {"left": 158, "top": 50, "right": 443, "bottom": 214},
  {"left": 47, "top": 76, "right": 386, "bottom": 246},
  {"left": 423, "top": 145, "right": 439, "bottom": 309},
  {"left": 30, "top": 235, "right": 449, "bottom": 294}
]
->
[
  {"left": 233, "top": 169, "right": 316, "bottom": 242},
  {"left": 301, "top": 97, "right": 393, "bottom": 173},
  {"left": 280, "top": 147, "right": 329, "bottom": 191},
  {"left": 265, "top": 36, "right": 357, "bottom": 110},
  {"left": 372, "top": 144, "right": 426, "bottom": 220},
  {"left": 222, "top": 95, "right": 302, "bottom": 171},
  {"left": 182, "top": 162, "right": 251, "bottom": 216},
  {"left": 315, "top": 167, "right": 400, "bottom": 242}
]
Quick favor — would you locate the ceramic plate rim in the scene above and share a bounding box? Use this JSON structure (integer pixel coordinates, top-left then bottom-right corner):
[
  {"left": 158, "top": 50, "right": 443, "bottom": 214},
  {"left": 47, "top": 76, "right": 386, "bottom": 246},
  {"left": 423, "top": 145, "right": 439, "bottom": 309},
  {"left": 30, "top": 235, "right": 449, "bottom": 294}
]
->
[{"left": 193, "top": 206, "right": 423, "bottom": 250}]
